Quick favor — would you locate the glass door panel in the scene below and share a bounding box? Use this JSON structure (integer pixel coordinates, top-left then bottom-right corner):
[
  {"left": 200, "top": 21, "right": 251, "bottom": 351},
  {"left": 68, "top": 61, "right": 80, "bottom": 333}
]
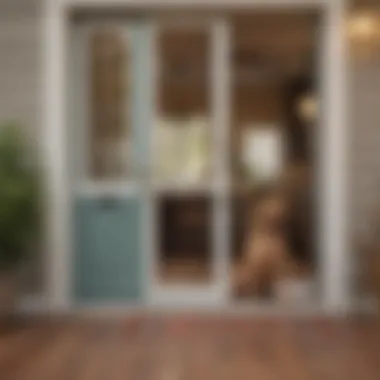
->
[
  {"left": 157, "top": 195, "right": 213, "bottom": 285},
  {"left": 229, "top": 13, "right": 320, "bottom": 304},
  {"left": 72, "top": 22, "right": 153, "bottom": 302},
  {"left": 89, "top": 29, "right": 131, "bottom": 179},
  {"left": 152, "top": 25, "right": 212, "bottom": 189},
  {"left": 152, "top": 22, "right": 216, "bottom": 291}
]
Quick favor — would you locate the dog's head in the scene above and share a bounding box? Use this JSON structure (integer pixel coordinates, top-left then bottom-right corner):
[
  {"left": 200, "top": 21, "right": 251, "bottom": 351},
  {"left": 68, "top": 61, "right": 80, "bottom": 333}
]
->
[{"left": 248, "top": 186, "right": 288, "bottom": 232}]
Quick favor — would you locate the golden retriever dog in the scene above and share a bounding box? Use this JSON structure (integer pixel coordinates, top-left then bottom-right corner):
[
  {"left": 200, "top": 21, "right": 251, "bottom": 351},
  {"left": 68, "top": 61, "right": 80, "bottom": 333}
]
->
[{"left": 232, "top": 187, "right": 293, "bottom": 298}]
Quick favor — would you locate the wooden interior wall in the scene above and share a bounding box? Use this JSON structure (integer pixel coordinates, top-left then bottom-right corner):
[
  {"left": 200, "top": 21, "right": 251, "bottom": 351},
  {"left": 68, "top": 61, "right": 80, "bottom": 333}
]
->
[{"left": 158, "top": 13, "right": 316, "bottom": 126}]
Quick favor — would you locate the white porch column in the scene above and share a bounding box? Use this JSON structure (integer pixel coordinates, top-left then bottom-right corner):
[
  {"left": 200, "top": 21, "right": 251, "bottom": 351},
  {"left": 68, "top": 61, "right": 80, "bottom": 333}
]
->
[
  {"left": 44, "top": 0, "right": 71, "bottom": 311},
  {"left": 320, "top": 0, "right": 350, "bottom": 312}
]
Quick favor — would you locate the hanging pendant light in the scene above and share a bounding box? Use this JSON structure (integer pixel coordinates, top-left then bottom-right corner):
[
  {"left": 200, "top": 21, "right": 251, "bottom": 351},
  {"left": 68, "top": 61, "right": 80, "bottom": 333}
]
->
[
  {"left": 348, "top": 12, "right": 378, "bottom": 42},
  {"left": 347, "top": 11, "right": 380, "bottom": 59}
]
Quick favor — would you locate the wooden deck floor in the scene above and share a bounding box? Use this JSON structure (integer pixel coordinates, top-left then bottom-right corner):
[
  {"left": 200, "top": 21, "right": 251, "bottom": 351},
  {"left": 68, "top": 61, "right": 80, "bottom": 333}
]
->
[{"left": 0, "top": 315, "right": 379, "bottom": 380}]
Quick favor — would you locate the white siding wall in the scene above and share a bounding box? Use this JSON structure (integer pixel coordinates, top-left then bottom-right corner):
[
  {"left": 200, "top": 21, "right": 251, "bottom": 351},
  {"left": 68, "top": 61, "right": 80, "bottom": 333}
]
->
[
  {"left": 0, "top": 0, "right": 44, "bottom": 294},
  {"left": 350, "top": 57, "right": 380, "bottom": 297},
  {"left": 0, "top": 0, "right": 377, "bottom": 301}
]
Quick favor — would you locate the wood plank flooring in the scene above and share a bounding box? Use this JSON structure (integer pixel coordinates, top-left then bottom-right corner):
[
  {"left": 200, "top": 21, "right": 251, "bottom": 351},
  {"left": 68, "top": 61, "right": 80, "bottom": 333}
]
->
[{"left": 0, "top": 315, "right": 379, "bottom": 380}]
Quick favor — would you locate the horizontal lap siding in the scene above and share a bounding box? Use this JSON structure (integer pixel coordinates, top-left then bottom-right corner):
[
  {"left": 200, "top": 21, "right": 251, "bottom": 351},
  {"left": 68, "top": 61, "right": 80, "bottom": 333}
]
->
[
  {"left": 350, "top": 58, "right": 380, "bottom": 297},
  {"left": 0, "top": 0, "right": 377, "bottom": 302},
  {"left": 0, "top": 0, "right": 44, "bottom": 295}
]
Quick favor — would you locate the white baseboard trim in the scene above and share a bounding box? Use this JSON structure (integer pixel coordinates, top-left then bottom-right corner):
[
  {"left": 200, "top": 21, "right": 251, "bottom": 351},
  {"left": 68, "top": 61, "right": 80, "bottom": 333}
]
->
[
  {"left": 17, "top": 295, "right": 378, "bottom": 318},
  {"left": 351, "top": 296, "right": 378, "bottom": 314},
  {"left": 17, "top": 294, "right": 49, "bottom": 315}
]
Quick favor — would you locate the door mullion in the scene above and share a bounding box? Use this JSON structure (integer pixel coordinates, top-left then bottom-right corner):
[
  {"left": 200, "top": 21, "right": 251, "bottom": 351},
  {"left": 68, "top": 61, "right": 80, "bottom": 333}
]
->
[{"left": 212, "top": 18, "right": 231, "bottom": 301}]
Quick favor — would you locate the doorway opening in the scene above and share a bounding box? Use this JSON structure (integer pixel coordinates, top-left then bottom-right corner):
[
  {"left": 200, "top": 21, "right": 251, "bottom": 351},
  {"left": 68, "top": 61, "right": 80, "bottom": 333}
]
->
[
  {"left": 152, "top": 12, "right": 321, "bottom": 305},
  {"left": 229, "top": 13, "right": 320, "bottom": 303},
  {"left": 70, "top": 9, "right": 324, "bottom": 306}
]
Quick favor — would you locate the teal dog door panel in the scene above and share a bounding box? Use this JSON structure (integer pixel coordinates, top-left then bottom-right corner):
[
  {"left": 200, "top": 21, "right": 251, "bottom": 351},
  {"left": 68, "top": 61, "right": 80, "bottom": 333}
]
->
[{"left": 74, "top": 197, "right": 142, "bottom": 302}]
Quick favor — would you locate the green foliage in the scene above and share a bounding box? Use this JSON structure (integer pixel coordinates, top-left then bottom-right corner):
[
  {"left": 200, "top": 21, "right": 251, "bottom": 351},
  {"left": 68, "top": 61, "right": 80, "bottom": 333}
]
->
[{"left": 0, "top": 124, "right": 39, "bottom": 272}]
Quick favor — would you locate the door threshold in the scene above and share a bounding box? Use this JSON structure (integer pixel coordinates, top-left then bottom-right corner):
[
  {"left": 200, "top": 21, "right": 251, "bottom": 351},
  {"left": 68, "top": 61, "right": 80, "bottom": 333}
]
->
[{"left": 44, "top": 300, "right": 357, "bottom": 318}]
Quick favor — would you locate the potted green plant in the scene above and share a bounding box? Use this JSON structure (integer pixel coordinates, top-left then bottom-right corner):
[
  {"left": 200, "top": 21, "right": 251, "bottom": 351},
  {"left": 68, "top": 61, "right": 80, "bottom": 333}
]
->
[{"left": 0, "top": 124, "right": 38, "bottom": 318}]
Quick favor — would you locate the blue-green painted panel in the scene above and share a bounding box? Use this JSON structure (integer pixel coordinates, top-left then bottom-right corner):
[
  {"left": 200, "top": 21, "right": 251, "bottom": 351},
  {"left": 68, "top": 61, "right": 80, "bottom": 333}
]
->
[{"left": 74, "top": 197, "right": 142, "bottom": 302}]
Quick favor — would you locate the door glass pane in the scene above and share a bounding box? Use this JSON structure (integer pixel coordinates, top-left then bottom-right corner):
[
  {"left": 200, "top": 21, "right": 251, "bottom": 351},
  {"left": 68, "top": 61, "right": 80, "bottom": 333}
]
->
[
  {"left": 153, "top": 26, "right": 212, "bottom": 186},
  {"left": 230, "top": 13, "right": 320, "bottom": 304},
  {"left": 89, "top": 29, "right": 130, "bottom": 179},
  {"left": 157, "top": 195, "right": 213, "bottom": 284},
  {"left": 230, "top": 14, "right": 316, "bottom": 189}
]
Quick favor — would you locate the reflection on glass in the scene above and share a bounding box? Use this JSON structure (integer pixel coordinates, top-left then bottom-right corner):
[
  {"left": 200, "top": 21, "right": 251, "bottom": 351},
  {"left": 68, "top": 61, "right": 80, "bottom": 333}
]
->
[
  {"left": 90, "top": 30, "right": 130, "bottom": 179},
  {"left": 153, "top": 27, "right": 211, "bottom": 185}
]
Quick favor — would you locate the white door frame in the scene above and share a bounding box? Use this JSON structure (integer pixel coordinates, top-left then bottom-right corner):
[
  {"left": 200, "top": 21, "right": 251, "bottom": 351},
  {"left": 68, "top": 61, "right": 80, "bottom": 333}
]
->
[
  {"left": 44, "top": 0, "right": 349, "bottom": 313},
  {"left": 146, "top": 17, "right": 230, "bottom": 307}
]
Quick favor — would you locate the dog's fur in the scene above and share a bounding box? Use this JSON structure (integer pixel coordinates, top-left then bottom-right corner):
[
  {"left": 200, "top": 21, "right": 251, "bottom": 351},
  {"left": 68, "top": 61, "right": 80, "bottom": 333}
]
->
[{"left": 233, "top": 188, "right": 293, "bottom": 298}]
